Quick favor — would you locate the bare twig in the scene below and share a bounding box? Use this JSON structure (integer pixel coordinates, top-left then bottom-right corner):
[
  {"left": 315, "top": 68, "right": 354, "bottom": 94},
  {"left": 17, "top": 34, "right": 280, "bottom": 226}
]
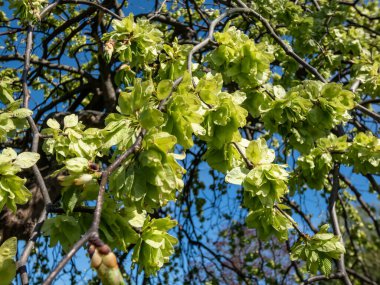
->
[
  {"left": 63, "top": 0, "right": 122, "bottom": 20},
  {"left": 339, "top": 1, "right": 380, "bottom": 21},
  {"left": 17, "top": 209, "right": 48, "bottom": 285},
  {"left": 365, "top": 174, "right": 380, "bottom": 196},
  {"left": 354, "top": 104, "right": 380, "bottom": 122},
  {"left": 148, "top": 0, "right": 168, "bottom": 20},
  {"left": 40, "top": 0, "right": 62, "bottom": 19},
  {"left": 339, "top": 173, "right": 380, "bottom": 238},
  {"left": 274, "top": 205, "right": 308, "bottom": 239},
  {"left": 311, "top": 0, "right": 321, "bottom": 11},
  {"left": 302, "top": 272, "right": 344, "bottom": 284},
  {"left": 0, "top": 54, "right": 92, "bottom": 79},
  {"left": 346, "top": 268, "right": 378, "bottom": 285},
  {"left": 350, "top": 78, "right": 380, "bottom": 122},
  {"left": 232, "top": 142, "right": 254, "bottom": 169},
  {"left": 283, "top": 197, "right": 318, "bottom": 234}
]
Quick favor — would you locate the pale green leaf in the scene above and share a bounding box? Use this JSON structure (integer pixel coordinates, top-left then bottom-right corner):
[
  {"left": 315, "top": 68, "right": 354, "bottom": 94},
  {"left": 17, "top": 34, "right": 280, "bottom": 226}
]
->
[
  {"left": 63, "top": 114, "right": 79, "bottom": 128},
  {"left": 225, "top": 167, "right": 249, "bottom": 185},
  {"left": 13, "top": 152, "right": 40, "bottom": 169},
  {"left": 47, "top": 118, "right": 60, "bottom": 130},
  {"left": 156, "top": 80, "right": 172, "bottom": 100}
]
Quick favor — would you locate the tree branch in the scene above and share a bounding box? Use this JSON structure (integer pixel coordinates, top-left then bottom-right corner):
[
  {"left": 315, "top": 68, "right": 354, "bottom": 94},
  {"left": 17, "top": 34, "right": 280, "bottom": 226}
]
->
[
  {"left": 329, "top": 164, "right": 352, "bottom": 285},
  {"left": 17, "top": 23, "right": 52, "bottom": 285}
]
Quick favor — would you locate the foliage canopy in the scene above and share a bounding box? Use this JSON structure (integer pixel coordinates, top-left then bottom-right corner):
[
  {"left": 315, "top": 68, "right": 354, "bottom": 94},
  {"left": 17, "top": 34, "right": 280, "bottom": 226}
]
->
[{"left": 0, "top": 0, "right": 379, "bottom": 284}]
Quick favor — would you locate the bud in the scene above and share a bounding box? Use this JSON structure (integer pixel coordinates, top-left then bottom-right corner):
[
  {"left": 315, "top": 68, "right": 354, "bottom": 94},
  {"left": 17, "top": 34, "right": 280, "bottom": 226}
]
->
[
  {"left": 102, "top": 252, "right": 118, "bottom": 269},
  {"left": 88, "top": 162, "right": 99, "bottom": 171},
  {"left": 88, "top": 241, "right": 125, "bottom": 284},
  {"left": 73, "top": 174, "right": 93, "bottom": 185},
  {"left": 88, "top": 244, "right": 96, "bottom": 257},
  {"left": 90, "top": 249, "right": 102, "bottom": 269},
  {"left": 104, "top": 40, "right": 115, "bottom": 62},
  {"left": 98, "top": 244, "right": 111, "bottom": 255}
]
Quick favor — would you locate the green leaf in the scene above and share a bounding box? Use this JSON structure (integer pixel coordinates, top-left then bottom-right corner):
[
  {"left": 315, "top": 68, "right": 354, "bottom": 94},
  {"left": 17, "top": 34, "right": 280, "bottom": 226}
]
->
[
  {"left": 319, "top": 257, "right": 332, "bottom": 275},
  {"left": 0, "top": 237, "right": 17, "bottom": 258},
  {"left": 156, "top": 80, "right": 172, "bottom": 100},
  {"left": 0, "top": 258, "right": 16, "bottom": 285},
  {"left": 13, "top": 152, "right": 40, "bottom": 169},
  {"left": 61, "top": 186, "right": 80, "bottom": 213},
  {"left": 47, "top": 118, "right": 61, "bottom": 130},
  {"left": 195, "top": 73, "right": 222, "bottom": 105},
  {"left": 225, "top": 167, "right": 249, "bottom": 185},
  {"left": 133, "top": 216, "right": 178, "bottom": 275},
  {"left": 148, "top": 132, "right": 177, "bottom": 153},
  {"left": 139, "top": 108, "right": 164, "bottom": 129},
  {"left": 319, "top": 224, "right": 330, "bottom": 233},
  {"left": 41, "top": 215, "right": 82, "bottom": 252},
  {"left": 63, "top": 114, "right": 79, "bottom": 128},
  {"left": 64, "top": 157, "right": 89, "bottom": 173},
  {"left": 290, "top": 225, "right": 345, "bottom": 276},
  {"left": 246, "top": 138, "right": 275, "bottom": 165},
  {"left": 11, "top": 108, "right": 32, "bottom": 118},
  {"left": 0, "top": 148, "right": 17, "bottom": 164},
  {"left": 0, "top": 237, "right": 17, "bottom": 285},
  {"left": 0, "top": 175, "right": 32, "bottom": 213}
]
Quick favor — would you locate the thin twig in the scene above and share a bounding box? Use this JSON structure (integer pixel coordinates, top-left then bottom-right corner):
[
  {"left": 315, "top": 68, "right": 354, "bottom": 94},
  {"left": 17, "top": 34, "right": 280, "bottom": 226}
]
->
[
  {"left": 302, "top": 272, "right": 344, "bottom": 284},
  {"left": 354, "top": 104, "right": 380, "bottom": 122},
  {"left": 311, "top": 0, "right": 321, "bottom": 11},
  {"left": 329, "top": 164, "right": 352, "bottom": 285},
  {"left": 232, "top": 142, "right": 254, "bottom": 169},
  {"left": 40, "top": 0, "right": 62, "bottom": 19},
  {"left": 274, "top": 205, "right": 308, "bottom": 239},
  {"left": 63, "top": 0, "right": 122, "bottom": 20},
  {"left": 339, "top": 173, "right": 380, "bottom": 238},
  {"left": 17, "top": 209, "right": 48, "bottom": 284},
  {"left": 283, "top": 197, "right": 318, "bottom": 234},
  {"left": 148, "top": 0, "right": 168, "bottom": 20},
  {"left": 350, "top": 80, "right": 380, "bottom": 122},
  {"left": 17, "top": 23, "right": 52, "bottom": 285},
  {"left": 346, "top": 268, "right": 378, "bottom": 285},
  {"left": 0, "top": 54, "right": 93, "bottom": 79}
]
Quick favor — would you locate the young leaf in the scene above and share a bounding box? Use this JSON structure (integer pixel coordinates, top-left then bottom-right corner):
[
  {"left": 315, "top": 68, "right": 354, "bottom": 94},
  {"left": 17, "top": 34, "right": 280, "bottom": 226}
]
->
[{"left": 13, "top": 152, "right": 40, "bottom": 169}]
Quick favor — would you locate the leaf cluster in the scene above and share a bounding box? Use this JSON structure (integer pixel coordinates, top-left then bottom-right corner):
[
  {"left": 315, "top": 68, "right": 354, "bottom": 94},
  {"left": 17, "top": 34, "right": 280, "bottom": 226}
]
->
[
  {"left": 291, "top": 225, "right": 345, "bottom": 276},
  {"left": 0, "top": 148, "right": 39, "bottom": 212}
]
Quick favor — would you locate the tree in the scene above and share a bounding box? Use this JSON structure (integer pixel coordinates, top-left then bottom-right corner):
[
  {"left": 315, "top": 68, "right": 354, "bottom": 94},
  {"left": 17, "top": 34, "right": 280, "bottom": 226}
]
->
[{"left": 0, "top": 0, "right": 379, "bottom": 284}]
